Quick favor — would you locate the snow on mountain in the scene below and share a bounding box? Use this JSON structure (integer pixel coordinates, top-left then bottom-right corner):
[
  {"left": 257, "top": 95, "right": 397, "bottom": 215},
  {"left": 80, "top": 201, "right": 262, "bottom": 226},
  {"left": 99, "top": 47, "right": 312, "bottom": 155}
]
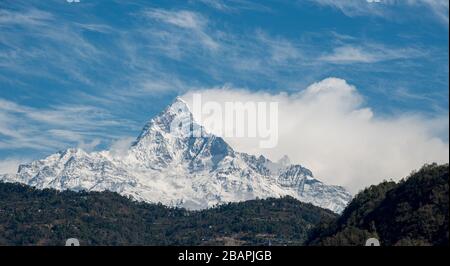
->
[{"left": 0, "top": 97, "right": 352, "bottom": 213}]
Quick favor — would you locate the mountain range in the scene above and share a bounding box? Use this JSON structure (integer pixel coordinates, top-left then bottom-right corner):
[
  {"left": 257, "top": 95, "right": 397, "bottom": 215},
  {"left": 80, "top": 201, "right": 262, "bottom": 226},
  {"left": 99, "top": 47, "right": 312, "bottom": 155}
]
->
[{"left": 0, "top": 98, "right": 351, "bottom": 213}]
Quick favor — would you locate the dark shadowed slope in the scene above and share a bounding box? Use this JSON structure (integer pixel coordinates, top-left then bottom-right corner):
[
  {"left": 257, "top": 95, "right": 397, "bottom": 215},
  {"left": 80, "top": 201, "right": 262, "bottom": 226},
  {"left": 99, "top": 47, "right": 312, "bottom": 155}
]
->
[
  {"left": 0, "top": 182, "right": 336, "bottom": 246},
  {"left": 307, "top": 163, "right": 449, "bottom": 246}
]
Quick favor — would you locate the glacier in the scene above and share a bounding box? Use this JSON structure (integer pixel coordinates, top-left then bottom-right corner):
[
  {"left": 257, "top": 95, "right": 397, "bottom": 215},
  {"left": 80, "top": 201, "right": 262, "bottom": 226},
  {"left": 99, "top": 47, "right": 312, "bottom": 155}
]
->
[{"left": 0, "top": 97, "right": 352, "bottom": 213}]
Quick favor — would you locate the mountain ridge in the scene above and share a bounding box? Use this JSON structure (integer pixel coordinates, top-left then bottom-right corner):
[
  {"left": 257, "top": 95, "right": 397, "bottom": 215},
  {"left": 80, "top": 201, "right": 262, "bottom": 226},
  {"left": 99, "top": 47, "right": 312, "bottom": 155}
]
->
[
  {"left": 0, "top": 98, "right": 352, "bottom": 213},
  {"left": 0, "top": 181, "right": 337, "bottom": 246}
]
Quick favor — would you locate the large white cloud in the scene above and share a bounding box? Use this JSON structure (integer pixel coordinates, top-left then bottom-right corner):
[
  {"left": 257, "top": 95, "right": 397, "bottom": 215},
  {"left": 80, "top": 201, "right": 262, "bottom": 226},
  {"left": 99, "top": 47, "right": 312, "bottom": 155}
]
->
[{"left": 183, "top": 78, "right": 449, "bottom": 193}]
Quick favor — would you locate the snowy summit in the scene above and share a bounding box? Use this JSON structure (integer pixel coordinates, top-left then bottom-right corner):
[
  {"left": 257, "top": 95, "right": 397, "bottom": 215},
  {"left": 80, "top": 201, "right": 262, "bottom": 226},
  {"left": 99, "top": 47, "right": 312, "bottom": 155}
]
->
[{"left": 1, "top": 98, "right": 352, "bottom": 213}]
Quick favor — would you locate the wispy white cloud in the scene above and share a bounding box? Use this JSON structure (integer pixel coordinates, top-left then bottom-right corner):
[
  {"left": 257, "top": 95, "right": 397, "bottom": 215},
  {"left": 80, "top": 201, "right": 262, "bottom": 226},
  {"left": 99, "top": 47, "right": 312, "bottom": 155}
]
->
[
  {"left": 310, "top": 0, "right": 386, "bottom": 17},
  {"left": 255, "top": 31, "right": 302, "bottom": 64},
  {"left": 320, "top": 46, "right": 377, "bottom": 63},
  {"left": 319, "top": 44, "right": 425, "bottom": 63},
  {"left": 0, "top": 98, "right": 135, "bottom": 151},
  {"left": 1, "top": 4, "right": 435, "bottom": 105},
  {"left": 197, "top": 0, "right": 232, "bottom": 11},
  {"left": 422, "top": 0, "right": 450, "bottom": 24},
  {"left": 0, "top": 8, "right": 108, "bottom": 86},
  {"left": 310, "top": 0, "right": 449, "bottom": 25},
  {"left": 195, "top": 0, "right": 272, "bottom": 13},
  {"left": 144, "top": 9, "right": 206, "bottom": 29},
  {"left": 110, "top": 7, "right": 307, "bottom": 94},
  {"left": 0, "top": 8, "right": 53, "bottom": 26},
  {"left": 143, "top": 8, "right": 219, "bottom": 50}
]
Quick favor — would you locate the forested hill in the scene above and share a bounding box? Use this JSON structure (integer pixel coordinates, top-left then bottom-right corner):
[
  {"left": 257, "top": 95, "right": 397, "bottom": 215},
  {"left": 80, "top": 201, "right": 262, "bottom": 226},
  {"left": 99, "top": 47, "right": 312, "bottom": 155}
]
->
[
  {"left": 307, "top": 163, "right": 449, "bottom": 246},
  {"left": 0, "top": 182, "right": 336, "bottom": 246},
  {"left": 1, "top": 163, "right": 448, "bottom": 246}
]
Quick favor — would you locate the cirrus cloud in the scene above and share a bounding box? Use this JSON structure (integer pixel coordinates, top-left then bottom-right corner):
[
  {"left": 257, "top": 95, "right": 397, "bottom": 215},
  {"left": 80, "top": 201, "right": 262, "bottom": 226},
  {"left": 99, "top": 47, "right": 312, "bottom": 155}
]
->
[{"left": 310, "top": 0, "right": 449, "bottom": 25}]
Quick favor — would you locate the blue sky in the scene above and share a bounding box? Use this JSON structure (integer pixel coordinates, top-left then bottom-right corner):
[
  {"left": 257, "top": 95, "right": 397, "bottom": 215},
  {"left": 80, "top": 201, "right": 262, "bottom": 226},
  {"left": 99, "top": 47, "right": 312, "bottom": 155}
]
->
[{"left": 0, "top": 0, "right": 448, "bottom": 179}]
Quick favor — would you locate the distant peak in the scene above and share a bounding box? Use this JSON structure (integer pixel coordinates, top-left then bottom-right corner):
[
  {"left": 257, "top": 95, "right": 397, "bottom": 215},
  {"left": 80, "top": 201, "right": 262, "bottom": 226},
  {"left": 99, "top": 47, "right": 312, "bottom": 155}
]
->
[
  {"left": 162, "top": 96, "right": 192, "bottom": 116},
  {"left": 134, "top": 97, "right": 195, "bottom": 143},
  {"left": 278, "top": 155, "right": 291, "bottom": 166},
  {"left": 169, "top": 96, "right": 189, "bottom": 109},
  {"left": 146, "top": 97, "right": 192, "bottom": 122},
  {"left": 174, "top": 96, "right": 187, "bottom": 104}
]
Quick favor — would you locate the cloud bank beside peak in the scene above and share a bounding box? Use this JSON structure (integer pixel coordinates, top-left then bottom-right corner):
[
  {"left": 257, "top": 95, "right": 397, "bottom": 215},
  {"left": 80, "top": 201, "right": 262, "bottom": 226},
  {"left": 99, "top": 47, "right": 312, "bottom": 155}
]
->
[{"left": 182, "top": 77, "right": 449, "bottom": 193}]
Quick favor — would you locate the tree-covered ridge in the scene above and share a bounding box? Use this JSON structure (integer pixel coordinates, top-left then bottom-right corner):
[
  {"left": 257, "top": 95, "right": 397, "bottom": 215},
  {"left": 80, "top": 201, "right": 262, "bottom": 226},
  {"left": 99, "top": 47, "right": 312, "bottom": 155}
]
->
[
  {"left": 0, "top": 182, "right": 336, "bottom": 246},
  {"left": 307, "top": 163, "right": 449, "bottom": 246},
  {"left": 1, "top": 163, "right": 448, "bottom": 246}
]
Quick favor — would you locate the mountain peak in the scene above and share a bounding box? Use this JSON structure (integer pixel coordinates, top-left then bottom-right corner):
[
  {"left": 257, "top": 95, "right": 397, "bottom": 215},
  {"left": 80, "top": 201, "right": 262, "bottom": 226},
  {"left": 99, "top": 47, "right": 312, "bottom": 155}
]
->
[
  {"left": 173, "top": 96, "right": 188, "bottom": 105},
  {"left": 134, "top": 97, "right": 194, "bottom": 143},
  {"left": 2, "top": 97, "right": 352, "bottom": 213},
  {"left": 164, "top": 96, "right": 191, "bottom": 115}
]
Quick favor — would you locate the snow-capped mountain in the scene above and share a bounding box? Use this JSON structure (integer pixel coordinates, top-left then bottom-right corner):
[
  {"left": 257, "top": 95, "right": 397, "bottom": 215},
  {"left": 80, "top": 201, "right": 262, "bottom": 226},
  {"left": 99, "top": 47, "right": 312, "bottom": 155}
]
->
[{"left": 0, "top": 98, "right": 352, "bottom": 213}]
